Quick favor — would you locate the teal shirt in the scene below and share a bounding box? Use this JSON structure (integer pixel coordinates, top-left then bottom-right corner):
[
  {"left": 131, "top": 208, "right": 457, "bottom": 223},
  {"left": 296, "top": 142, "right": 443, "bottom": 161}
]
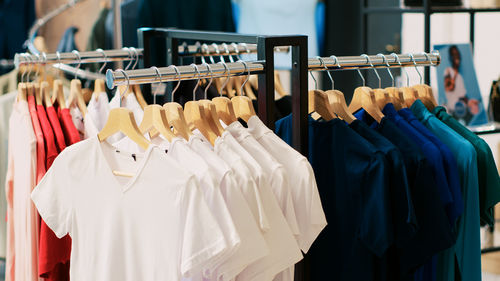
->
[
  {"left": 411, "top": 100, "right": 481, "bottom": 281},
  {"left": 434, "top": 106, "right": 500, "bottom": 227}
]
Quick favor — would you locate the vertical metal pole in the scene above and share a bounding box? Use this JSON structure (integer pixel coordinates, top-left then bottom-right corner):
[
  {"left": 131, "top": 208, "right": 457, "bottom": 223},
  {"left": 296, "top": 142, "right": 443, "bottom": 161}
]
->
[
  {"left": 423, "top": 0, "right": 431, "bottom": 85},
  {"left": 112, "top": 0, "right": 123, "bottom": 69},
  {"left": 257, "top": 36, "right": 275, "bottom": 128},
  {"left": 361, "top": 0, "right": 368, "bottom": 54},
  {"left": 166, "top": 33, "right": 179, "bottom": 102},
  {"left": 291, "top": 36, "right": 309, "bottom": 157},
  {"left": 470, "top": 12, "right": 475, "bottom": 52},
  {"left": 138, "top": 28, "right": 152, "bottom": 100}
]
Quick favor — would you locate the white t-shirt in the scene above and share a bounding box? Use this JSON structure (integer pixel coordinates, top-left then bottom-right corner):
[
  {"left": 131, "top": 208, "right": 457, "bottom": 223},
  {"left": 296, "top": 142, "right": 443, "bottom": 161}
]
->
[
  {"left": 67, "top": 104, "right": 99, "bottom": 140},
  {"left": 113, "top": 136, "right": 241, "bottom": 277},
  {"left": 247, "top": 116, "right": 327, "bottom": 253},
  {"left": 214, "top": 132, "right": 303, "bottom": 281},
  {"left": 247, "top": 116, "right": 327, "bottom": 281},
  {"left": 6, "top": 99, "right": 39, "bottom": 281},
  {"left": 0, "top": 91, "right": 16, "bottom": 258},
  {"left": 32, "top": 136, "right": 228, "bottom": 281},
  {"left": 188, "top": 135, "right": 269, "bottom": 281},
  {"left": 224, "top": 121, "right": 300, "bottom": 237}
]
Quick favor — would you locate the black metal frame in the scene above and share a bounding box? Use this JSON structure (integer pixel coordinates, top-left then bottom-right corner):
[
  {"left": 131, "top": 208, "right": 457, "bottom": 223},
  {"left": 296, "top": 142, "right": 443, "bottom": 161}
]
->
[
  {"left": 360, "top": 0, "right": 500, "bottom": 85},
  {"left": 137, "top": 27, "right": 310, "bottom": 281}
]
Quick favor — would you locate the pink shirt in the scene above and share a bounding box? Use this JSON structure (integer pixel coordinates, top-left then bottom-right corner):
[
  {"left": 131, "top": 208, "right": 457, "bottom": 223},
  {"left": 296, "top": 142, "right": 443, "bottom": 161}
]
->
[
  {"left": 5, "top": 100, "right": 39, "bottom": 281},
  {"left": 27, "top": 95, "right": 46, "bottom": 184}
]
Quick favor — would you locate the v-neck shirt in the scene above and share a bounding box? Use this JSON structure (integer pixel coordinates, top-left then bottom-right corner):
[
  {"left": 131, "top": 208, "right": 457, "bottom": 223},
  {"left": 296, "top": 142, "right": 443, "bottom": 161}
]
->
[{"left": 32, "top": 136, "right": 228, "bottom": 281}]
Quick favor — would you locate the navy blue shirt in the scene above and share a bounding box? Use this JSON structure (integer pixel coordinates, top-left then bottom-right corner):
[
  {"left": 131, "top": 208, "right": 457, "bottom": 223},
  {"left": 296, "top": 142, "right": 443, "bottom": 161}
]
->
[
  {"left": 276, "top": 115, "right": 393, "bottom": 281},
  {"left": 363, "top": 104, "right": 455, "bottom": 226},
  {"left": 354, "top": 115, "right": 455, "bottom": 278},
  {"left": 399, "top": 108, "right": 463, "bottom": 225}
]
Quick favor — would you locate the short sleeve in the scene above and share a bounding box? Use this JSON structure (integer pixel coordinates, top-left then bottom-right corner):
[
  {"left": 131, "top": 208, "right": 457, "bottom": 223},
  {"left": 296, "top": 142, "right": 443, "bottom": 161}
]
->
[
  {"left": 180, "top": 177, "right": 228, "bottom": 277},
  {"left": 31, "top": 154, "right": 72, "bottom": 238},
  {"left": 358, "top": 153, "right": 394, "bottom": 257}
]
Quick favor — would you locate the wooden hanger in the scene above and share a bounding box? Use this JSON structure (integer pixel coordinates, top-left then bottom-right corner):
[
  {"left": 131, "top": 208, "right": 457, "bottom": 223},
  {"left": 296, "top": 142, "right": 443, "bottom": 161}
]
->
[
  {"left": 386, "top": 87, "right": 406, "bottom": 109},
  {"left": 39, "top": 82, "right": 50, "bottom": 106},
  {"left": 68, "top": 79, "right": 88, "bottom": 116},
  {"left": 139, "top": 104, "right": 175, "bottom": 141},
  {"left": 94, "top": 79, "right": 106, "bottom": 95},
  {"left": 326, "top": 90, "right": 356, "bottom": 123},
  {"left": 43, "top": 81, "right": 53, "bottom": 107},
  {"left": 348, "top": 86, "right": 384, "bottom": 123},
  {"left": 34, "top": 82, "right": 42, "bottom": 105},
  {"left": 231, "top": 61, "right": 257, "bottom": 122},
  {"left": 374, "top": 88, "right": 395, "bottom": 110},
  {"left": 213, "top": 97, "right": 237, "bottom": 125},
  {"left": 413, "top": 84, "right": 437, "bottom": 110},
  {"left": 196, "top": 65, "right": 225, "bottom": 135},
  {"left": 82, "top": 88, "right": 93, "bottom": 104},
  {"left": 133, "top": 85, "right": 148, "bottom": 109},
  {"left": 184, "top": 64, "right": 219, "bottom": 145},
  {"left": 402, "top": 86, "right": 419, "bottom": 108},
  {"left": 212, "top": 62, "right": 238, "bottom": 125},
  {"left": 162, "top": 65, "right": 193, "bottom": 141},
  {"left": 52, "top": 80, "right": 67, "bottom": 109},
  {"left": 17, "top": 83, "right": 27, "bottom": 102},
  {"left": 309, "top": 89, "right": 336, "bottom": 121},
  {"left": 97, "top": 75, "right": 150, "bottom": 150}
]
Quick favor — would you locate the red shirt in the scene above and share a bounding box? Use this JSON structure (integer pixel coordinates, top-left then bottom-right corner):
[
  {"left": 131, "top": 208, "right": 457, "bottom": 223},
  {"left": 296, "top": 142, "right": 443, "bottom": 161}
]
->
[
  {"left": 37, "top": 104, "right": 72, "bottom": 281},
  {"left": 36, "top": 105, "right": 58, "bottom": 169},
  {"left": 58, "top": 108, "right": 81, "bottom": 145},
  {"left": 46, "top": 106, "right": 66, "bottom": 152},
  {"left": 27, "top": 95, "right": 45, "bottom": 184}
]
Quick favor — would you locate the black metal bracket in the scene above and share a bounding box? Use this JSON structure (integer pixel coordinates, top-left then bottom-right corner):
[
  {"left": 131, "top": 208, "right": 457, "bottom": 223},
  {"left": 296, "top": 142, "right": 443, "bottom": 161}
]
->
[{"left": 137, "top": 27, "right": 309, "bottom": 160}]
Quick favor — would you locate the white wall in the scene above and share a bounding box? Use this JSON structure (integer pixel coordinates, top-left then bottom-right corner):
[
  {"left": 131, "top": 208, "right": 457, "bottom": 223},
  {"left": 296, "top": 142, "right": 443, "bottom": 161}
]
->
[{"left": 401, "top": 12, "right": 500, "bottom": 108}]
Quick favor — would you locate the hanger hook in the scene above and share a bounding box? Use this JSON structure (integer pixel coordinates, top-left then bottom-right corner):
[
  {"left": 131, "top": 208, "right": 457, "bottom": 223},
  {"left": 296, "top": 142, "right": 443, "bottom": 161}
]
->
[
  {"left": 217, "top": 61, "right": 230, "bottom": 96},
  {"left": 34, "top": 53, "right": 41, "bottom": 78},
  {"left": 130, "top": 47, "right": 139, "bottom": 70},
  {"left": 391, "top": 53, "right": 409, "bottom": 86},
  {"left": 96, "top": 48, "right": 108, "bottom": 74},
  {"left": 328, "top": 55, "right": 341, "bottom": 90},
  {"left": 150, "top": 66, "right": 161, "bottom": 104},
  {"left": 72, "top": 50, "right": 81, "bottom": 80},
  {"left": 26, "top": 54, "right": 34, "bottom": 82},
  {"left": 223, "top": 43, "right": 234, "bottom": 63},
  {"left": 317, "top": 56, "right": 333, "bottom": 90},
  {"left": 21, "top": 54, "right": 29, "bottom": 83},
  {"left": 239, "top": 43, "right": 250, "bottom": 60},
  {"left": 309, "top": 69, "right": 318, "bottom": 90},
  {"left": 356, "top": 54, "right": 367, "bottom": 87},
  {"left": 200, "top": 44, "right": 208, "bottom": 65},
  {"left": 409, "top": 53, "right": 422, "bottom": 84},
  {"left": 117, "top": 69, "right": 130, "bottom": 107},
  {"left": 230, "top": 43, "right": 239, "bottom": 63},
  {"left": 190, "top": 63, "right": 201, "bottom": 101},
  {"left": 41, "top": 52, "right": 47, "bottom": 79},
  {"left": 422, "top": 52, "right": 434, "bottom": 66},
  {"left": 170, "top": 65, "right": 181, "bottom": 102},
  {"left": 238, "top": 60, "right": 251, "bottom": 95},
  {"left": 212, "top": 43, "right": 224, "bottom": 63},
  {"left": 361, "top": 54, "right": 381, "bottom": 88},
  {"left": 203, "top": 63, "right": 214, "bottom": 99},
  {"left": 123, "top": 47, "right": 133, "bottom": 70},
  {"left": 377, "top": 53, "right": 394, "bottom": 87}
]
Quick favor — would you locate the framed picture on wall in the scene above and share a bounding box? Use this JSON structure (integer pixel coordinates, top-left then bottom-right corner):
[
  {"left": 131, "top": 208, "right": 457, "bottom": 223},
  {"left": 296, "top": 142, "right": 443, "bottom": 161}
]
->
[{"left": 434, "top": 43, "right": 487, "bottom": 126}]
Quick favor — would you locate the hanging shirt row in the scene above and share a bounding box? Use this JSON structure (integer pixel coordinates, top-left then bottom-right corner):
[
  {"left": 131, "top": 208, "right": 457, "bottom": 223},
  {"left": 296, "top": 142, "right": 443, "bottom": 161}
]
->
[
  {"left": 6, "top": 84, "right": 327, "bottom": 281},
  {"left": 276, "top": 99, "right": 500, "bottom": 281}
]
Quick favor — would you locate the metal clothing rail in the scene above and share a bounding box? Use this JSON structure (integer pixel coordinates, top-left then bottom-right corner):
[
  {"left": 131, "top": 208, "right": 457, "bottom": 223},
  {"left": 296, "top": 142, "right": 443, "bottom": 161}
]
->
[
  {"left": 106, "top": 52, "right": 440, "bottom": 88},
  {"left": 106, "top": 61, "right": 265, "bottom": 87},
  {"left": 14, "top": 49, "right": 144, "bottom": 67},
  {"left": 308, "top": 52, "right": 440, "bottom": 71}
]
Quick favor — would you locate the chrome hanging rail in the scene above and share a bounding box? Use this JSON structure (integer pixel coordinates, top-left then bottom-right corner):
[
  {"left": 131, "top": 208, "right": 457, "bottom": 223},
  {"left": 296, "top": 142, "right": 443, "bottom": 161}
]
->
[{"left": 105, "top": 52, "right": 440, "bottom": 88}]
